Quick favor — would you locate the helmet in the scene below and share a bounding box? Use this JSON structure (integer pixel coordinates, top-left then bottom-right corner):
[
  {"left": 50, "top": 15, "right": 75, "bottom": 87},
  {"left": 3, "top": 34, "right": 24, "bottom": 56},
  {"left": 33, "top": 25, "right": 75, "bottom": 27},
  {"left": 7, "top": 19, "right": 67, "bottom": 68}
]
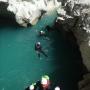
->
[
  {"left": 29, "top": 85, "right": 34, "bottom": 90},
  {"left": 41, "top": 77, "right": 47, "bottom": 85},
  {"left": 37, "top": 42, "right": 40, "bottom": 45},
  {"left": 40, "top": 31, "right": 43, "bottom": 33},
  {"left": 54, "top": 86, "right": 60, "bottom": 90},
  {"left": 44, "top": 75, "right": 49, "bottom": 80}
]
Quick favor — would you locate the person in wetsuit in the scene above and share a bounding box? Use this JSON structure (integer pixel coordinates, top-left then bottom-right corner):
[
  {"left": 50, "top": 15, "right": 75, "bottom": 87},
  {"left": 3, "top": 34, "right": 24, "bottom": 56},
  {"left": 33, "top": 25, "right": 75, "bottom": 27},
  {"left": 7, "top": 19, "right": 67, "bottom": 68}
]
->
[
  {"left": 41, "top": 75, "right": 50, "bottom": 90},
  {"left": 39, "top": 31, "right": 46, "bottom": 37},
  {"left": 35, "top": 80, "right": 43, "bottom": 90},
  {"left": 54, "top": 86, "right": 60, "bottom": 90},
  {"left": 35, "top": 42, "right": 48, "bottom": 58},
  {"left": 25, "top": 80, "right": 44, "bottom": 90},
  {"left": 25, "top": 86, "right": 30, "bottom": 90},
  {"left": 39, "top": 30, "right": 50, "bottom": 40}
]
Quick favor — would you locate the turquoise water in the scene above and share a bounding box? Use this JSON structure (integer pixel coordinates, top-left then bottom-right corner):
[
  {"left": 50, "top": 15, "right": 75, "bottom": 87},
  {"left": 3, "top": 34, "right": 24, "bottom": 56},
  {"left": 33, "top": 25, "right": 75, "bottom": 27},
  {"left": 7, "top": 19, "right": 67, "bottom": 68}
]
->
[{"left": 0, "top": 10, "right": 83, "bottom": 90}]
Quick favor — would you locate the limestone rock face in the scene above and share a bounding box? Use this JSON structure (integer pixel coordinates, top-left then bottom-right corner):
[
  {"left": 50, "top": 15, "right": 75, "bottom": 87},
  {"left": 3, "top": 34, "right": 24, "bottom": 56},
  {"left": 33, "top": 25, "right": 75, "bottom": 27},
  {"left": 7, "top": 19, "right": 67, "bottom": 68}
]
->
[
  {"left": 56, "top": 0, "right": 90, "bottom": 72},
  {"left": 0, "top": 2, "right": 15, "bottom": 21},
  {"left": 78, "top": 73, "right": 90, "bottom": 90},
  {"left": 0, "top": 0, "right": 61, "bottom": 27},
  {"left": 56, "top": 1, "right": 90, "bottom": 89}
]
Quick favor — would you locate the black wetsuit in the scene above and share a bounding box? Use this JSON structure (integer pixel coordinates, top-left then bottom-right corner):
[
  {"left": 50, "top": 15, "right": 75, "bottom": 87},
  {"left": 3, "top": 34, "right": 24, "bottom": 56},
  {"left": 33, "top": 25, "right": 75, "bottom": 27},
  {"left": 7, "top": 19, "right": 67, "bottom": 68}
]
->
[
  {"left": 35, "top": 80, "right": 50, "bottom": 90},
  {"left": 35, "top": 43, "right": 48, "bottom": 58},
  {"left": 35, "top": 80, "right": 43, "bottom": 90},
  {"left": 25, "top": 86, "right": 30, "bottom": 90},
  {"left": 39, "top": 31, "right": 47, "bottom": 37},
  {"left": 25, "top": 81, "right": 43, "bottom": 90}
]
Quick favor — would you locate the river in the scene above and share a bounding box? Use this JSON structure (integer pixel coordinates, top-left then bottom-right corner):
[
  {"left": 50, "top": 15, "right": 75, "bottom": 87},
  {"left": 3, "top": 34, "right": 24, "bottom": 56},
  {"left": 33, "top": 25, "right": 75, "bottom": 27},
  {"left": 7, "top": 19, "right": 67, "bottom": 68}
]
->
[{"left": 0, "top": 10, "right": 84, "bottom": 90}]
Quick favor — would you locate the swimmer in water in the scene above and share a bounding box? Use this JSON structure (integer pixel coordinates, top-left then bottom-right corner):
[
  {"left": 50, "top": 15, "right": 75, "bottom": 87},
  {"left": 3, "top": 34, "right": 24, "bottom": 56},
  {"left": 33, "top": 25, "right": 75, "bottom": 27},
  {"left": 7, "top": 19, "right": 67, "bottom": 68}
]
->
[
  {"left": 25, "top": 81, "right": 43, "bottom": 90},
  {"left": 39, "top": 31, "right": 46, "bottom": 37},
  {"left": 25, "top": 83, "right": 36, "bottom": 90},
  {"left": 35, "top": 42, "right": 48, "bottom": 58},
  {"left": 39, "top": 30, "right": 50, "bottom": 40},
  {"left": 41, "top": 75, "right": 50, "bottom": 90},
  {"left": 54, "top": 86, "right": 60, "bottom": 90}
]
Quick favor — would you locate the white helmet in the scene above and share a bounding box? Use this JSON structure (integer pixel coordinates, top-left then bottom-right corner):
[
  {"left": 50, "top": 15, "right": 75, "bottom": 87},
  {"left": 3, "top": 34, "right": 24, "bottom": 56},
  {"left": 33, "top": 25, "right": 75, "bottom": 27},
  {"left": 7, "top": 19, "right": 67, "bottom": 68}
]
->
[
  {"left": 41, "top": 77, "right": 48, "bottom": 85},
  {"left": 40, "top": 31, "right": 43, "bottom": 33},
  {"left": 54, "top": 86, "right": 60, "bottom": 90},
  {"left": 37, "top": 42, "right": 40, "bottom": 45},
  {"left": 29, "top": 85, "right": 34, "bottom": 90}
]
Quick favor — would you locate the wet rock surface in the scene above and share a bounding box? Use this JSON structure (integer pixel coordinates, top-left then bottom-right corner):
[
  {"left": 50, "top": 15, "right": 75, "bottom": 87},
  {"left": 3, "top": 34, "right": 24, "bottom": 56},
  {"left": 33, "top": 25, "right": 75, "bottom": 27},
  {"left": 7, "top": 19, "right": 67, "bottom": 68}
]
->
[
  {"left": 56, "top": 0, "right": 90, "bottom": 72},
  {"left": 0, "top": 0, "right": 61, "bottom": 27},
  {"left": 56, "top": 0, "right": 90, "bottom": 89},
  {"left": 53, "top": 18, "right": 89, "bottom": 90}
]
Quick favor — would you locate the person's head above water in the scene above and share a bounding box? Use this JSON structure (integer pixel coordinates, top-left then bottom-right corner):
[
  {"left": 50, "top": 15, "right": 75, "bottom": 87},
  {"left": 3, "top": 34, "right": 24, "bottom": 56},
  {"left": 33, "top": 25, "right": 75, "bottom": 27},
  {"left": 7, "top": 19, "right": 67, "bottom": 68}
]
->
[
  {"left": 40, "top": 31, "right": 45, "bottom": 35},
  {"left": 29, "top": 84, "right": 35, "bottom": 90},
  {"left": 41, "top": 77, "right": 48, "bottom": 85},
  {"left": 37, "top": 42, "right": 40, "bottom": 45},
  {"left": 41, "top": 75, "right": 50, "bottom": 85},
  {"left": 40, "top": 31, "right": 43, "bottom": 33},
  {"left": 54, "top": 86, "right": 60, "bottom": 90}
]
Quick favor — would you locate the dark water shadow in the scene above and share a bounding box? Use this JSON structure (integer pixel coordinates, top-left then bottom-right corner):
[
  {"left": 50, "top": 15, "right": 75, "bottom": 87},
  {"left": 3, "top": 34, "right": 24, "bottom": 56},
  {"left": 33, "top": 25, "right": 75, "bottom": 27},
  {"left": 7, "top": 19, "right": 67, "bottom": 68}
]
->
[
  {"left": 0, "top": 2, "right": 21, "bottom": 29},
  {"left": 49, "top": 28, "right": 88, "bottom": 90},
  {"left": 0, "top": 17, "right": 21, "bottom": 28}
]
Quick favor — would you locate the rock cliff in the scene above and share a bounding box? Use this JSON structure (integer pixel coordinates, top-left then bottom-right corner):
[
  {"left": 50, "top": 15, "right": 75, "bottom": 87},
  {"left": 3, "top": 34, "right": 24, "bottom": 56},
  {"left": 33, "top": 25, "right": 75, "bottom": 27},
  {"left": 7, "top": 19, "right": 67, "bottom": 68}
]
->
[
  {"left": 56, "top": 0, "right": 90, "bottom": 72},
  {"left": 56, "top": 1, "right": 90, "bottom": 89},
  {"left": 0, "top": 0, "right": 61, "bottom": 27}
]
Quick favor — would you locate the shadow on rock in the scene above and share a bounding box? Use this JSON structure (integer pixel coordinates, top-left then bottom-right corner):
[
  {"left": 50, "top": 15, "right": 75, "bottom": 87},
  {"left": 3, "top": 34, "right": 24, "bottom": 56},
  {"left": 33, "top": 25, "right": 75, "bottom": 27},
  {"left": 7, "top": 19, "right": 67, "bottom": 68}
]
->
[{"left": 49, "top": 24, "right": 88, "bottom": 90}]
